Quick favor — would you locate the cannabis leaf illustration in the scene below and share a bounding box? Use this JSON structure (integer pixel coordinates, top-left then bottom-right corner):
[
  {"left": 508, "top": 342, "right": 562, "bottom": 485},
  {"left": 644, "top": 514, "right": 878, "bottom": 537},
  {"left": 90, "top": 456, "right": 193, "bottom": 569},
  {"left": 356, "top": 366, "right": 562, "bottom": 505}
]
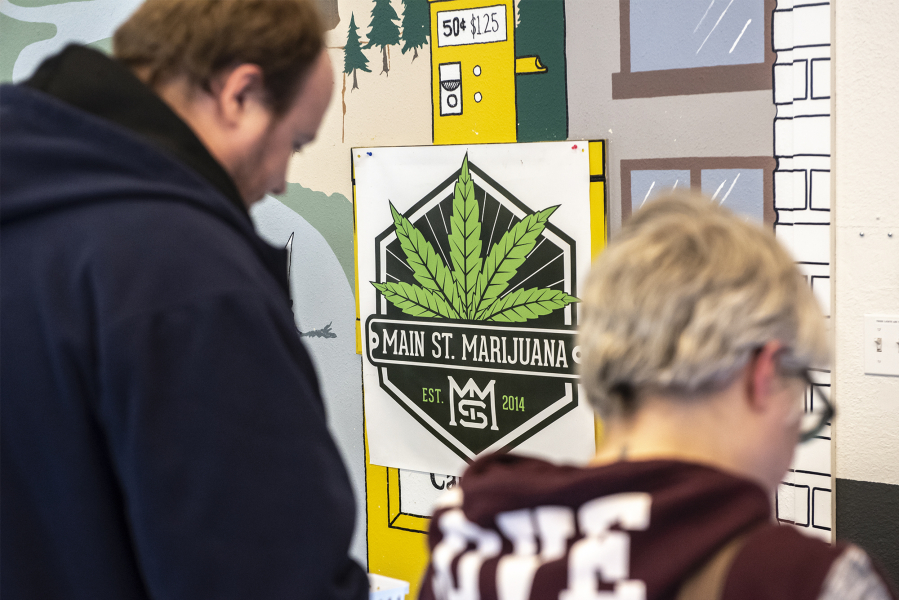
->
[
  {"left": 471, "top": 205, "right": 558, "bottom": 319},
  {"left": 448, "top": 154, "right": 482, "bottom": 318},
  {"left": 372, "top": 153, "right": 579, "bottom": 322},
  {"left": 476, "top": 287, "right": 577, "bottom": 322},
  {"left": 389, "top": 202, "right": 460, "bottom": 318},
  {"left": 371, "top": 281, "right": 457, "bottom": 318}
]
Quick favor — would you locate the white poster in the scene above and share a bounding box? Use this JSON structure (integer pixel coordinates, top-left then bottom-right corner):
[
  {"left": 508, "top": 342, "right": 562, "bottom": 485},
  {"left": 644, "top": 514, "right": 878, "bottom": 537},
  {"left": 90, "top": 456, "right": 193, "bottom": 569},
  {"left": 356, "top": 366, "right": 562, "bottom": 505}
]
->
[{"left": 354, "top": 142, "right": 597, "bottom": 476}]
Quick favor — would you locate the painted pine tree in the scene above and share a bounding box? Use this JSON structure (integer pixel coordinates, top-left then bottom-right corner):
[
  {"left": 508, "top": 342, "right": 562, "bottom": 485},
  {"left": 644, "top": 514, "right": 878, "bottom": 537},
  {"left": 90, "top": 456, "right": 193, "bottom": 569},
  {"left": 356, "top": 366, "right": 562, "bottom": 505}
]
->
[
  {"left": 343, "top": 12, "right": 370, "bottom": 90},
  {"left": 364, "top": 0, "right": 400, "bottom": 75},
  {"left": 400, "top": 0, "right": 429, "bottom": 62}
]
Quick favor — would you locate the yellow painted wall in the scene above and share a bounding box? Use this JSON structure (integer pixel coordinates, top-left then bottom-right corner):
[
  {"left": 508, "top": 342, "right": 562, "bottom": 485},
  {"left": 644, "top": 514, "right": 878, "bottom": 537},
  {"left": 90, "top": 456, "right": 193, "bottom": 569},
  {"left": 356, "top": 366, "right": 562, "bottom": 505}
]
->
[
  {"left": 589, "top": 140, "right": 607, "bottom": 452},
  {"left": 430, "top": 0, "right": 517, "bottom": 145},
  {"left": 364, "top": 435, "right": 430, "bottom": 598}
]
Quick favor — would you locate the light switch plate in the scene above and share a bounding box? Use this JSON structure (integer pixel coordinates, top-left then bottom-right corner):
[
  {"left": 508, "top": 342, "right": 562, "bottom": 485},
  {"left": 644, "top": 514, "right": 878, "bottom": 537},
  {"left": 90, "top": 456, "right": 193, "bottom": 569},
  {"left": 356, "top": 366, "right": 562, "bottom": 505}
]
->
[{"left": 864, "top": 314, "right": 899, "bottom": 376}]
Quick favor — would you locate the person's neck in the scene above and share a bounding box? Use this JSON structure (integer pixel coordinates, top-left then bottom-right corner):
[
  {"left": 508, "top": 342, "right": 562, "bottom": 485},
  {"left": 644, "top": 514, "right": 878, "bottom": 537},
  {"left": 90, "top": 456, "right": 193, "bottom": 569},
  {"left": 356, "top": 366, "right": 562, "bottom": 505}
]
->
[
  {"left": 151, "top": 79, "right": 226, "bottom": 170},
  {"left": 592, "top": 388, "right": 764, "bottom": 487}
]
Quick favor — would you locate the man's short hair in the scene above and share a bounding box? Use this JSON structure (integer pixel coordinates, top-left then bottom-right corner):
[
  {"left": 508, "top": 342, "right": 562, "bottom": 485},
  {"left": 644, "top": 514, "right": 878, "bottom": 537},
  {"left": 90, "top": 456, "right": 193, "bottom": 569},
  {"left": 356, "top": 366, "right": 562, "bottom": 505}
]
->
[
  {"left": 578, "top": 192, "right": 829, "bottom": 419},
  {"left": 113, "top": 0, "right": 325, "bottom": 116}
]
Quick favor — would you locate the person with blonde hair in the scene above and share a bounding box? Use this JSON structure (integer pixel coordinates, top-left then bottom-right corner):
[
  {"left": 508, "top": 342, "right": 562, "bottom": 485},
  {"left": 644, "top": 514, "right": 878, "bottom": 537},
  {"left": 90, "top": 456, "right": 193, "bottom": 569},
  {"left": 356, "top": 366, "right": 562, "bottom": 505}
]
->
[
  {"left": 1, "top": 1, "right": 367, "bottom": 598},
  {"left": 418, "top": 193, "right": 895, "bottom": 600}
]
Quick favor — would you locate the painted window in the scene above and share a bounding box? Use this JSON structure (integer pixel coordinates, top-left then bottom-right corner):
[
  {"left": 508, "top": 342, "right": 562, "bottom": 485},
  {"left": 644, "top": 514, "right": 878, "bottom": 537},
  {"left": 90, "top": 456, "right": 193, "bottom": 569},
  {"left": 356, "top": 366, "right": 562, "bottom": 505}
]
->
[
  {"left": 632, "top": 168, "right": 763, "bottom": 223},
  {"left": 622, "top": 158, "right": 775, "bottom": 225},
  {"left": 630, "top": 0, "right": 765, "bottom": 72},
  {"left": 630, "top": 170, "right": 691, "bottom": 213},
  {"left": 613, "top": 0, "right": 776, "bottom": 99},
  {"left": 701, "top": 168, "right": 765, "bottom": 222}
]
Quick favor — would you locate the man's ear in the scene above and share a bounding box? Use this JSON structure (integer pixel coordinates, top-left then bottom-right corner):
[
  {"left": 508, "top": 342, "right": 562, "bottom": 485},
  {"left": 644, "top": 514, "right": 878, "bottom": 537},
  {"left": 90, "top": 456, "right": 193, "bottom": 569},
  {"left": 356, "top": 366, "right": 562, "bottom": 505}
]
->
[
  {"left": 746, "top": 341, "right": 784, "bottom": 412},
  {"left": 212, "top": 64, "right": 267, "bottom": 127}
]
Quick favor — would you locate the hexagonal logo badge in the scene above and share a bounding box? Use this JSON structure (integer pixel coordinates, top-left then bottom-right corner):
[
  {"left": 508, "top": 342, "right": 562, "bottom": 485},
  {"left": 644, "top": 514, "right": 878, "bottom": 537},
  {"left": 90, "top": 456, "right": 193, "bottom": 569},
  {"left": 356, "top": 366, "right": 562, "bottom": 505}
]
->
[{"left": 364, "top": 152, "right": 582, "bottom": 463}]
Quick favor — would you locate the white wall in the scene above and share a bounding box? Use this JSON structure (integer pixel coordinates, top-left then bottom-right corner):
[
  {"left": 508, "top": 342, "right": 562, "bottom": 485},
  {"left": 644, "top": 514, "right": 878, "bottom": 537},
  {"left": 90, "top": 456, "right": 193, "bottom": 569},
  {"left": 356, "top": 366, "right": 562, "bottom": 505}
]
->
[{"left": 833, "top": 0, "right": 899, "bottom": 487}]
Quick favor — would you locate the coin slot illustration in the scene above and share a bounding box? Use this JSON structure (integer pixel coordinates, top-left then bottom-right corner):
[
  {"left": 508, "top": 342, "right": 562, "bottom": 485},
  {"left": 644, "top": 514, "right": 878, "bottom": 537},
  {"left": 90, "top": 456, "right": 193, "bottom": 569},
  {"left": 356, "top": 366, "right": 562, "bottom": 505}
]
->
[{"left": 438, "top": 62, "right": 463, "bottom": 116}]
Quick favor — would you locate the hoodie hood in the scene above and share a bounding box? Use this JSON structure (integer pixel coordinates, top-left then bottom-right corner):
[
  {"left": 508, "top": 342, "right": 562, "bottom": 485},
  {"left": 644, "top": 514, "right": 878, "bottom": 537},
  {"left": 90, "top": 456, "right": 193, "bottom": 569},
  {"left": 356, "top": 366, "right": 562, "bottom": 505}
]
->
[
  {"left": 426, "top": 454, "right": 773, "bottom": 600},
  {"left": 13, "top": 44, "right": 245, "bottom": 215},
  {"left": 460, "top": 454, "right": 771, "bottom": 533},
  {"left": 0, "top": 47, "right": 289, "bottom": 296}
]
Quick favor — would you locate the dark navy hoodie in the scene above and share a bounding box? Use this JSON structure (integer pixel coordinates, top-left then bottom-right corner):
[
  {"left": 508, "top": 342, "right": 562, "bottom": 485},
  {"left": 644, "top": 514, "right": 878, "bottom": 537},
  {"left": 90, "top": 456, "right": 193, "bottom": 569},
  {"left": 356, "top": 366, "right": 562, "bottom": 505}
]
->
[{"left": 0, "top": 46, "right": 368, "bottom": 600}]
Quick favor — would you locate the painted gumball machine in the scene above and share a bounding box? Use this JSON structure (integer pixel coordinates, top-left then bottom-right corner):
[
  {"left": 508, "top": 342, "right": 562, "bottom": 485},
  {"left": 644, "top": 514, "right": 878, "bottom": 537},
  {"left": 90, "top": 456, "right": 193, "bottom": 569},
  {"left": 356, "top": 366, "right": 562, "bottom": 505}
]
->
[{"left": 429, "top": 0, "right": 547, "bottom": 145}]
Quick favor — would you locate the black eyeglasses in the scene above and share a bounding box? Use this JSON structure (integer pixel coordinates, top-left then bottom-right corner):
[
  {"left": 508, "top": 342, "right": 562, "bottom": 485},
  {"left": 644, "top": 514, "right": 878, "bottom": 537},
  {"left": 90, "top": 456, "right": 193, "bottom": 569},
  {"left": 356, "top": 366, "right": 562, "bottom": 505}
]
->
[{"left": 798, "top": 370, "right": 834, "bottom": 443}]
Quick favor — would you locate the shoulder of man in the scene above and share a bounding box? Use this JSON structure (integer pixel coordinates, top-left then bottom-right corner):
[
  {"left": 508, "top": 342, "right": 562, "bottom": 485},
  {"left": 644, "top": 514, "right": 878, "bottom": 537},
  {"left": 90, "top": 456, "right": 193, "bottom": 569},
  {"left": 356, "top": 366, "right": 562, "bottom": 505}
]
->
[{"left": 724, "top": 525, "right": 896, "bottom": 600}]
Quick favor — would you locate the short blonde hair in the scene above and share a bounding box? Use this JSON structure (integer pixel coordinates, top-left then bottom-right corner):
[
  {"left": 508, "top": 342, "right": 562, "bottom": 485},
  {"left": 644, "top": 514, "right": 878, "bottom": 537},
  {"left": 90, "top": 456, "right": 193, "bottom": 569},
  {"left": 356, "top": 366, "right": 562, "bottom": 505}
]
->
[{"left": 578, "top": 192, "right": 829, "bottom": 419}]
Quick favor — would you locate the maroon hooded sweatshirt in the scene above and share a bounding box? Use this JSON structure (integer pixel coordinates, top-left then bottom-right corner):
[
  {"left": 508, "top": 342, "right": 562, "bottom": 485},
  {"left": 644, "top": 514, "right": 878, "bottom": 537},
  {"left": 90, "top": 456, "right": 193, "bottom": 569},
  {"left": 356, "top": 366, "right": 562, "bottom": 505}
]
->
[{"left": 419, "top": 454, "right": 895, "bottom": 600}]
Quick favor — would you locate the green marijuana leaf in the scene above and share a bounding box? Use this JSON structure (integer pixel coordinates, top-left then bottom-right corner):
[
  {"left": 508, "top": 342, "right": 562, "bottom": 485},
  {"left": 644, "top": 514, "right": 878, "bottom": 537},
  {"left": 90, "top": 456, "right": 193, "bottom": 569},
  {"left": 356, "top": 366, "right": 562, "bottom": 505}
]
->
[
  {"left": 389, "top": 202, "right": 460, "bottom": 318},
  {"left": 472, "top": 205, "right": 559, "bottom": 319},
  {"left": 447, "top": 154, "right": 483, "bottom": 318},
  {"left": 371, "top": 281, "right": 456, "bottom": 318},
  {"left": 480, "top": 287, "right": 580, "bottom": 322},
  {"left": 371, "top": 153, "right": 579, "bottom": 323}
]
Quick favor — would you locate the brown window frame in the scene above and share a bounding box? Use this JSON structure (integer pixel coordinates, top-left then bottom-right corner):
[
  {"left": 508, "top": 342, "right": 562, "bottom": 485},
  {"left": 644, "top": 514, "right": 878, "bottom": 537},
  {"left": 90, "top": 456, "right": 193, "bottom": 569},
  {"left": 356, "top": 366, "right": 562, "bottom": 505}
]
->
[
  {"left": 620, "top": 156, "right": 776, "bottom": 225},
  {"left": 612, "top": 0, "right": 776, "bottom": 99}
]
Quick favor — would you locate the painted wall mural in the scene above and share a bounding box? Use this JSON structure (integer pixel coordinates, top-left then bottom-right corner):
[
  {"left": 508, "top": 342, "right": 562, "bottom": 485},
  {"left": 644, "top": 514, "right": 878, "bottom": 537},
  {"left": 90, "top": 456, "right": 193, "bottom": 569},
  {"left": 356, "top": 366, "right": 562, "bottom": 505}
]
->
[
  {"left": 770, "top": 0, "right": 833, "bottom": 541},
  {"left": 564, "top": 0, "right": 832, "bottom": 545},
  {"left": 0, "top": 0, "right": 835, "bottom": 594}
]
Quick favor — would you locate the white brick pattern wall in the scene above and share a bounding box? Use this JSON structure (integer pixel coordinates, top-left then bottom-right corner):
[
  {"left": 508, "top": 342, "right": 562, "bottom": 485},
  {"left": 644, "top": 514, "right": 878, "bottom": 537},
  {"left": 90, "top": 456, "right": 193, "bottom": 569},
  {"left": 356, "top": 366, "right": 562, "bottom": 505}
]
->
[{"left": 773, "top": 0, "right": 833, "bottom": 542}]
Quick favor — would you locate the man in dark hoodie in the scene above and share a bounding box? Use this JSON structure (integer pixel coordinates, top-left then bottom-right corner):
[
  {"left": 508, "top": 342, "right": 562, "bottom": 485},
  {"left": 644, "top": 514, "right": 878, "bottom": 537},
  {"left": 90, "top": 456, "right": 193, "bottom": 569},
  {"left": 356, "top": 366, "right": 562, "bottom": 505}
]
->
[
  {"left": 0, "top": 1, "right": 368, "bottom": 599},
  {"left": 418, "top": 194, "right": 896, "bottom": 600}
]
